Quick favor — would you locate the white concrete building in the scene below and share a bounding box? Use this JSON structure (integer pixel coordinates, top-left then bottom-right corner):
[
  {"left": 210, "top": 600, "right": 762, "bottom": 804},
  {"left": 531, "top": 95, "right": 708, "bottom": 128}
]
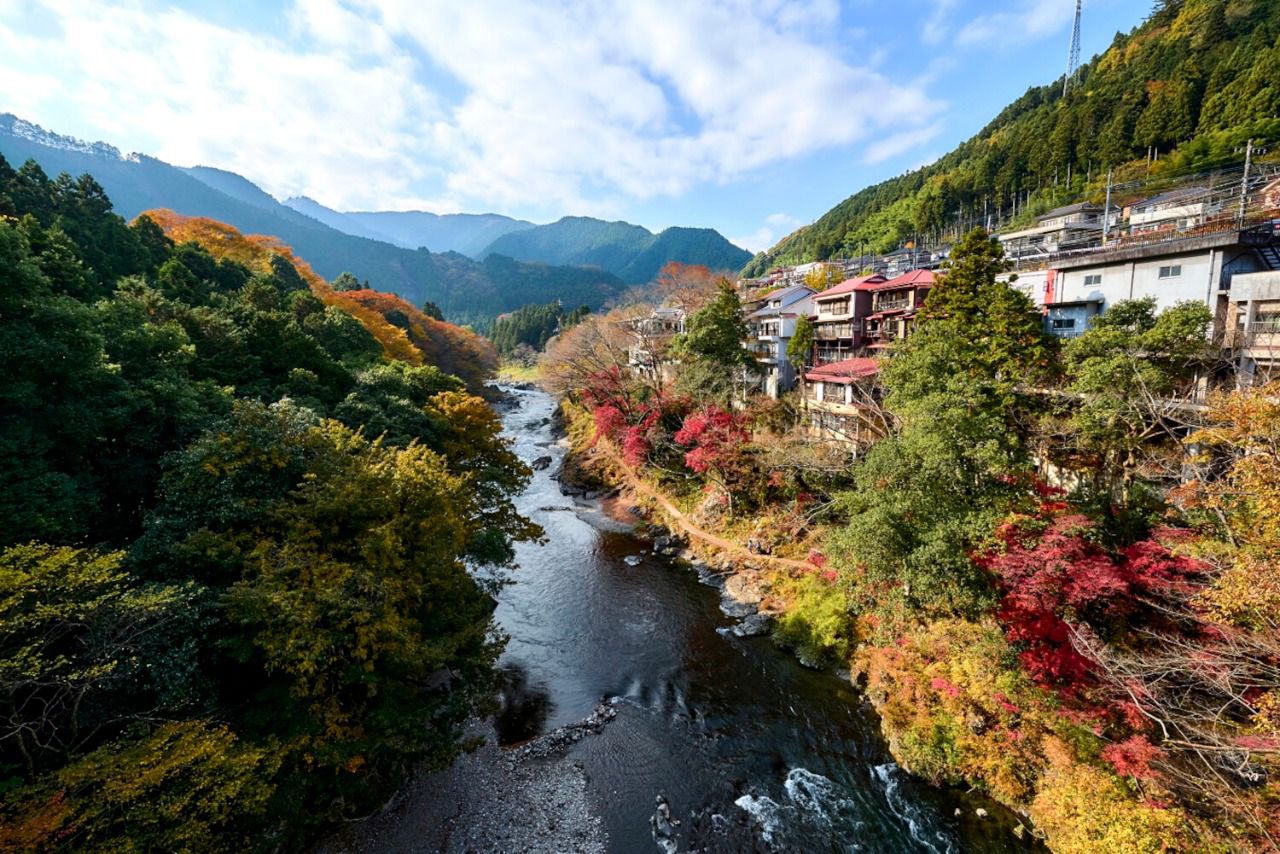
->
[
  {"left": 1225, "top": 270, "right": 1280, "bottom": 386},
  {"left": 746, "top": 284, "right": 815, "bottom": 398},
  {"left": 1045, "top": 230, "right": 1278, "bottom": 340}
]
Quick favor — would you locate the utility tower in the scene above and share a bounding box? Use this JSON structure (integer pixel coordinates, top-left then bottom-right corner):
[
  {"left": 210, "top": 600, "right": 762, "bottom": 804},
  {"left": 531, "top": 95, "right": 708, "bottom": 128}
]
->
[{"left": 1063, "top": 0, "right": 1082, "bottom": 97}]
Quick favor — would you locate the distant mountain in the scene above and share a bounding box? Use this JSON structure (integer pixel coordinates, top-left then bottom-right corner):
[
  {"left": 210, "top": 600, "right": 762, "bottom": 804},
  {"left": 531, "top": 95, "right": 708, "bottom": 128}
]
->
[
  {"left": 347, "top": 210, "right": 535, "bottom": 257},
  {"left": 479, "top": 216, "right": 752, "bottom": 283},
  {"left": 280, "top": 195, "right": 397, "bottom": 243},
  {"left": 284, "top": 196, "right": 535, "bottom": 256},
  {"left": 0, "top": 114, "right": 623, "bottom": 326}
]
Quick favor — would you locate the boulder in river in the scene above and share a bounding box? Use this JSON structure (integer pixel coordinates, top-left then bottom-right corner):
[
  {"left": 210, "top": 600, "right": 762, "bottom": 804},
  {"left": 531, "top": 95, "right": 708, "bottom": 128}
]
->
[
  {"left": 650, "top": 795, "right": 681, "bottom": 854},
  {"left": 530, "top": 455, "right": 553, "bottom": 471},
  {"left": 731, "top": 613, "right": 773, "bottom": 638}
]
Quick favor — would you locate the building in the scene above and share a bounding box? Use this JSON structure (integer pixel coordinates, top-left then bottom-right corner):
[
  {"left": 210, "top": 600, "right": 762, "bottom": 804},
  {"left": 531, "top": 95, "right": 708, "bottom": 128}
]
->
[
  {"left": 622, "top": 305, "right": 685, "bottom": 383},
  {"left": 802, "top": 357, "right": 882, "bottom": 449},
  {"left": 1225, "top": 270, "right": 1280, "bottom": 386},
  {"left": 863, "top": 269, "right": 937, "bottom": 350},
  {"left": 998, "top": 202, "right": 1118, "bottom": 260},
  {"left": 1127, "top": 186, "right": 1216, "bottom": 235},
  {"left": 746, "top": 284, "right": 815, "bottom": 398},
  {"left": 811, "top": 274, "right": 886, "bottom": 364},
  {"left": 1044, "top": 227, "right": 1280, "bottom": 340}
]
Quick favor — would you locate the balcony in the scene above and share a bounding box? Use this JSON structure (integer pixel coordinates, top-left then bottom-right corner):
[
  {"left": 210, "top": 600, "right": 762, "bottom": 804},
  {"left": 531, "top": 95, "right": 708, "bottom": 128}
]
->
[
  {"left": 814, "top": 323, "right": 855, "bottom": 340},
  {"left": 1237, "top": 320, "right": 1280, "bottom": 349},
  {"left": 872, "top": 297, "right": 910, "bottom": 313}
]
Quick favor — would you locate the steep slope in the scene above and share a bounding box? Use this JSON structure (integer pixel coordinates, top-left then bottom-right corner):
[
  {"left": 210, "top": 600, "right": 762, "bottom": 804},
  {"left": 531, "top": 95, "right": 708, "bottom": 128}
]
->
[
  {"left": 480, "top": 216, "right": 752, "bottom": 283},
  {"left": 744, "top": 0, "right": 1280, "bottom": 274},
  {"left": 0, "top": 114, "right": 624, "bottom": 325}
]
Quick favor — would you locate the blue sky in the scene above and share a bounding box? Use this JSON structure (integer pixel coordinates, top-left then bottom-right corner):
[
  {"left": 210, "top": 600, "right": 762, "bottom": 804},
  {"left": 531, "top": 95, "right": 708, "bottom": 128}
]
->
[{"left": 0, "top": 0, "right": 1144, "bottom": 251}]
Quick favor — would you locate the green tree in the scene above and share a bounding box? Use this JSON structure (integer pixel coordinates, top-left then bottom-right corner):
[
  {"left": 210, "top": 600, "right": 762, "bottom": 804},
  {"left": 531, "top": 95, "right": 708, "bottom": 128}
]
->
[
  {"left": 0, "top": 721, "right": 277, "bottom": 854},
  {"left": 1062, "top": 297, "right": 1214, "bottom": 503},
  {"left": 787, "top": 313, "right": 815, "bottom": 412},
  {"left": 832, "top": 231, "right": 1052, "bottom": 620},
  {"left": 670, "top": 280, "right": 756, "bottom": 403},
  {"left": 331, "top": 270, "right": 365, "bottom": 291},
  {"left": 0, "top": 545, "right": 198, "bottom": 778}
]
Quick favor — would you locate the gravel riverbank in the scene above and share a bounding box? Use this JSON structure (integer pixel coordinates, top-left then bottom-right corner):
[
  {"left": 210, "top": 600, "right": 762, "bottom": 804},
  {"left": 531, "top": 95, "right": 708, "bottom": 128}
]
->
[{"left": 321, "top": 701, "right": 617, "bottom": 854}]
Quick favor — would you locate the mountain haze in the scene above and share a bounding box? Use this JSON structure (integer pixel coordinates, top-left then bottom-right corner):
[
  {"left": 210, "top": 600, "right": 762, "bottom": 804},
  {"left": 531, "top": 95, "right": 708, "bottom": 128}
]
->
[
  {"left": 0, "top": 114, "right": 623, "bottom": 325},
  {"left": 744, "top": 0, "right": 1280, "bottom": 275},
  {"left": 284, "top": 195, "right": 535, "bottom": 256},
  {"left": 480, "top": 215, "right": 753, "bottom": 283}
]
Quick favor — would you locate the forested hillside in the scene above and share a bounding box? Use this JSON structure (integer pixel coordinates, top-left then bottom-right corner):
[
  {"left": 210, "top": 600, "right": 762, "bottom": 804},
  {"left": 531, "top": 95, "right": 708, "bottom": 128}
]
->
[
  {"left": 745, "top": 0, "right": 1280, "bottom": 274},
  {"left": 480, "top": 216, "right": 753, "bottom": 283},
  {"left": 0, "top": 114, "right": 624, "bottom": 326},
  {"left": 0, "top": 153, "right": 538, "bottom": 849},
  {"left": 489, "top": 301, "right": 591, "bottom": 357}
]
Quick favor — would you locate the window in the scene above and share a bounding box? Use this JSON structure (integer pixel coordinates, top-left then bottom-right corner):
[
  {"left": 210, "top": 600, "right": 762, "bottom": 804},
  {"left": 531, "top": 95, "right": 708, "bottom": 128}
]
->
[
  {"left": 1158, "top": 265, "right": 1182, "bottom": 279},
  {"left": 1083, "top": 274, "right": 1102, "bottom": 286},
  {"left": 1051, "top": 317, "right": 1076, "bottom": 330}
]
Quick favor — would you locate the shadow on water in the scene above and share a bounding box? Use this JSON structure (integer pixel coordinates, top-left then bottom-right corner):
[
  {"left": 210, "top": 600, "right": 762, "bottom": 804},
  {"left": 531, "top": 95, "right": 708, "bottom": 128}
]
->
[{"left": 494, "top": 662, "right": 554, "bottom": 746}]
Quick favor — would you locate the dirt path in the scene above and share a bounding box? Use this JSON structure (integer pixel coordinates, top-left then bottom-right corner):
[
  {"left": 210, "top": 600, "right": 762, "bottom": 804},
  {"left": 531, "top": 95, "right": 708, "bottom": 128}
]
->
[{"left": 612, "top": 458, "right": 813, "bottom": 572}]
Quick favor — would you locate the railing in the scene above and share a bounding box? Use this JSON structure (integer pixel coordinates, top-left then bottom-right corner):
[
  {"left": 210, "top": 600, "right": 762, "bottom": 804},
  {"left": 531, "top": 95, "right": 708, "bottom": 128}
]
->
[
  {"left": 814, "top": 324, "right": 855, "bottom": 340},
  {"left": 873, "top": 298, "right": 910, "bottom": 312},
  {"left": 1242, "top": 321, "right": 1280, "bottom": 347}
]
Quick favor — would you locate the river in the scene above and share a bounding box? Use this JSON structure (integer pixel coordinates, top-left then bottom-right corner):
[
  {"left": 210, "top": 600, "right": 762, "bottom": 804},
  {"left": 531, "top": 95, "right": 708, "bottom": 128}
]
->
[{"left": 484, "top": 385, "right": 1036, "bottom": 853}]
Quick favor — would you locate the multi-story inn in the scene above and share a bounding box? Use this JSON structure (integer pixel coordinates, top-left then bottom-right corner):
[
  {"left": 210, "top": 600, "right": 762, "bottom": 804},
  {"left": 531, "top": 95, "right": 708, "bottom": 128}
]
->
[
  {"left": 811, "top": 274, "right": 885, "bottom": 364},
  {"left": 745, "top": 284, "right": 815, "bottom": 398},
  {"left": 862, "top": 269, "right": 936, "bottom": 350},
  {"left": 802, "top": 357, "right": 883, "bottom": 450}
]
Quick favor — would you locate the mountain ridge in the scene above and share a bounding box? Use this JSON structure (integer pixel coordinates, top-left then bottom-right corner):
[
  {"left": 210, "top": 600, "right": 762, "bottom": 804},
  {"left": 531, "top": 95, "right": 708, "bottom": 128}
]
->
[
  {"left": 744, "top": 0, "right": 1280, "bottom": 275},
  {"left": 479, "top": 215, "right": 753, "bottom": 283},
  {"left": 0, "top": 113, "right": 624, "bottom": 326}
]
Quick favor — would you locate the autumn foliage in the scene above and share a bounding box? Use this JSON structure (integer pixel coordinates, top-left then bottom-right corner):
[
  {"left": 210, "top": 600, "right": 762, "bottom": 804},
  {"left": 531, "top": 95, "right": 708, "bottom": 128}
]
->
[
  {"left": 979, "top": 502, "right": 1203, "bottom": 688},
  {"left": 140, "top": 209, "right": 497, "bottom": 389}
]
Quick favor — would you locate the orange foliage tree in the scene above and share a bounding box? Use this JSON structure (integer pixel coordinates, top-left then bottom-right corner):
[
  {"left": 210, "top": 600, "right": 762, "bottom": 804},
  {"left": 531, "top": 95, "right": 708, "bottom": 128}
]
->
[{"left": 137, "top": 210, "right": 497, "bottom": 387}]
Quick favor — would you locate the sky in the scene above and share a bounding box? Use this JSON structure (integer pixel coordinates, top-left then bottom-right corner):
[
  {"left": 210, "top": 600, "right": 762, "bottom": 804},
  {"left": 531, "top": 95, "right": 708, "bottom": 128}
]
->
[{"left": 0, "top": 0, "right": 1145, "bottom": 251}]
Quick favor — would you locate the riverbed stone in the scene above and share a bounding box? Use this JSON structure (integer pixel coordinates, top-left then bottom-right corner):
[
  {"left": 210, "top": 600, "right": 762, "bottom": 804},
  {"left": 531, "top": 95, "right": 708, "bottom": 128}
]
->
[
  {"left": 731, "top": 613, "right": 773, "bottom": 638},
  {"left": 530, "top": 455, "right": 553, "bottom": 471}
]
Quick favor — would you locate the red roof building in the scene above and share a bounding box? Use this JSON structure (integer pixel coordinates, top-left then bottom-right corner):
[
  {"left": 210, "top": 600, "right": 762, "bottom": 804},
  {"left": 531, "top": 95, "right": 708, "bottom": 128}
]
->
[
  {"left": 809, "top": 275, "right": 887, "bottom": 364},
  {"left": 802, "top": 356, "right": 883, "bottom": 451},
  {"left": 863, "top": 269, "right": 938, "bottom": 348}
]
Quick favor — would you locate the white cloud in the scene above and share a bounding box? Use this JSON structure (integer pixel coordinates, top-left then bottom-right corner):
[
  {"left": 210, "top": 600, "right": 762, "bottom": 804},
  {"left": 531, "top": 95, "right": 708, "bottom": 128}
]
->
[
  {"left": 863, "top": 122, "right": 944, "bottom": 164},
  {"left": 922, "top": 0, "right": 959, "bottom": 46},
  {"left": 955, "top": 0, "right": 1075, "bottom": 48},
  {"left": 731, "top": 212, "right": 804, "bottom": 253},
  {"left": 0, "top": 0, "right": 945, "bottom": 217}
]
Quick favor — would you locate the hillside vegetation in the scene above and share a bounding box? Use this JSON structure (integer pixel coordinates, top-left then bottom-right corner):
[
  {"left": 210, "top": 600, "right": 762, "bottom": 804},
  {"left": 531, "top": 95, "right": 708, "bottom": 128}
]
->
[
  {"left": 745, "top": 0, "right": 1280, "bottom": 274},
  {"left": 0, "top": 154, "right": 538, "bottom": 849}
]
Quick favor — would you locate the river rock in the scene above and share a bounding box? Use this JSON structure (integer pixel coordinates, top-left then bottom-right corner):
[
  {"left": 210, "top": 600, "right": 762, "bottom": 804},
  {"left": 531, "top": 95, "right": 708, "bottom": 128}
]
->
[
  {"left": 530, "top": 456, "right": 553, "bottom": 471},
  {"left": 732, "top": 613, "right": 773, "bottom": 638},
  {"left": 512, "top": 698, "right": 619, "bottom": 762},
  {"left": 650, "top": 795, "right": 681, "bottom": 854},
  {"left": 719, "top": 573, "right": 762, "bottom": 618},
  {"left": 625, "top": 555, "right": 643, "bottom": 567}
]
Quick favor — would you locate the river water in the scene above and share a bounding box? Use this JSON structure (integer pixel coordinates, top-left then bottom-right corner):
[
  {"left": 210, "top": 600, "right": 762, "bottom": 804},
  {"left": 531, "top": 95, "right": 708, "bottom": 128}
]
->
[{"left": 493, "top": 385, "right": 1035, "bottom": 853}]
